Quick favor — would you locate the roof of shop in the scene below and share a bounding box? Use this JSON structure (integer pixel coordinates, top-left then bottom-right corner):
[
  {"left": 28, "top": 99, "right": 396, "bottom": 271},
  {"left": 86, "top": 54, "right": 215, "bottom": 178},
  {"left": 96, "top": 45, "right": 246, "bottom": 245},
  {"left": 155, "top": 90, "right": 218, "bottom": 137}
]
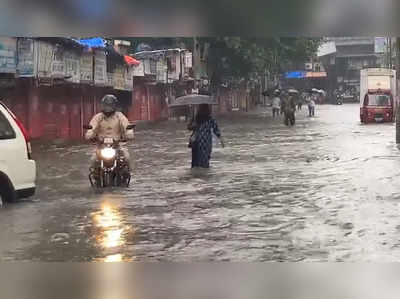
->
[{"left": 133, "top": 48, "right": 186, "bottom": 59}]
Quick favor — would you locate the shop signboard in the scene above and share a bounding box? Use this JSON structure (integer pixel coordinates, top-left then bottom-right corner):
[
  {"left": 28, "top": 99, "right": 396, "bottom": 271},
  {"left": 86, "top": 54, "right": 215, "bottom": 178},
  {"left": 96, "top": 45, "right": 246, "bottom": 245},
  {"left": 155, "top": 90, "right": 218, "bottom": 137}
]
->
[
  {"left": 36, "top": 41, "right": 54, "bottom": 78},
  {"left": 51, "top": 46, "right": 65, "bottom": 78},
  {"left": 16, "top": 38, "right": 35, "bottom": 77},
  {"left": 285, "top": 71, "right": 306, "bottom": 79},
  {"left": 125, "top": 67, "right": 133, "bottom": 90},
  {"left": 156, "top": 60, "right": 167, "bottom": 83},
  {"left": 132, "top": 61, "right": 144, "bottom": 76},
  {"left": 64, "top": 50, "right": 80, "bottom": 83},
  {"left": 106, "top": 72, "right": 114, "bottom": 87},
  {"left": 306, "top": 72, "right": 327, "bottom": 78},
  {"left": 113, "top": 65, "right": 126, "bottom": 90},
  {"left": 80, "top": 51, "right": 93, "bottom": 83},
  {"left": 0, "top": 37, "right": 16, "bottom": 73},
  {"left": 94, "top": 50, "right": 107, "bottom": 86}
]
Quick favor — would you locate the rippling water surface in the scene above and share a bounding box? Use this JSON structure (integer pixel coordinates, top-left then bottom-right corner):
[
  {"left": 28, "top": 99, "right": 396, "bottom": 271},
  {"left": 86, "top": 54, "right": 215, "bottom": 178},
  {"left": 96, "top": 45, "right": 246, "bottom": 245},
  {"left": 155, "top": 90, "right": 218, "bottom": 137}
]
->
[{"left": 1, "top": 104, "right": 400, "bottom": 262}]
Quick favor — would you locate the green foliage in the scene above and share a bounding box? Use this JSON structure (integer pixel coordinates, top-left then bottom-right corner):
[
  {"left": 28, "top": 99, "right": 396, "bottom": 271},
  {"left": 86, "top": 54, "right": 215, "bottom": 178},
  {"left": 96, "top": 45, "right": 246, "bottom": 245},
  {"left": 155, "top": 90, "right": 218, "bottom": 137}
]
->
[{"left": 121, "top": 37, "right": 322, "bottom": 81}]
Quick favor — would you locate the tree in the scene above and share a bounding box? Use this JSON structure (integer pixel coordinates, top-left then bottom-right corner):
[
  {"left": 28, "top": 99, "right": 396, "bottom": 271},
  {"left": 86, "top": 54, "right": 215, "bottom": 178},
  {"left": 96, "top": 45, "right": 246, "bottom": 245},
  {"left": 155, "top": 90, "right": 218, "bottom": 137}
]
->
[{"left": 121, "top": 37, "right": 321, "bottom": 85}]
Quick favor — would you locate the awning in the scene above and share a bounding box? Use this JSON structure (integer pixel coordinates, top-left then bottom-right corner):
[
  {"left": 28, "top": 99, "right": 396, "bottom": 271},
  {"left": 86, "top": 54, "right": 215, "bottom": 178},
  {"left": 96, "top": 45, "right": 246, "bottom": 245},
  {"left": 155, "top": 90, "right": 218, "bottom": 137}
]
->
[
  {"left": 75, "top": 37, "right": 106, "bottom": 49},
  {"left": 125, "top": 55, "right": 140, "bottom": 66}
]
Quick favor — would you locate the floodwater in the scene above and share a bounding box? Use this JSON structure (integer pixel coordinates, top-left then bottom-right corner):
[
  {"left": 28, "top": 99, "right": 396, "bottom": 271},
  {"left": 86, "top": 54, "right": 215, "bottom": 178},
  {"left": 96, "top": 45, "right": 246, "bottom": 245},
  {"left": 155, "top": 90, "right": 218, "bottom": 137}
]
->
[{"left": 1, "top": 103, "right": 400, "bottom": 262}]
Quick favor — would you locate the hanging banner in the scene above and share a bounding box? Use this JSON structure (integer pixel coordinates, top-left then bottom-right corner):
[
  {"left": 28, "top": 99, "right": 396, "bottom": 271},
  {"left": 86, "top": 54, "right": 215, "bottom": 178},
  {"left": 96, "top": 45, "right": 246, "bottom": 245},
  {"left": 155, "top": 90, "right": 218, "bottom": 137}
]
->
[
  {"left": 132, "top": 61, "right": 144, "bottom": 77},
  {"left": 113, "top": 65, "right": 125, "bottom": 90},
  {"left": 36, "top": 41, "right": 54, "bottom": 78},
  {"left": 51, "top": 46, "right": 65, "bottom": 78},
  {"left": 94, "top": 50, "right": 107, "bottom": 86},
  {"left": 16, "top": 38, "right": 35, "bottom": 77},
  {"left": 80, "top": 51, "right": 93, "bottom": 83},
  {"left": 64, "top": 50, "right": 80, "bottom": 83},
  {"left": 0, "top": 37, "right": 16, "bottom": 74},
  {"left": 125, "top": 67, "right": 133, "bottom": 90},
  {"left": 156, "top": 60, "right": 167, "bottom": 83}
]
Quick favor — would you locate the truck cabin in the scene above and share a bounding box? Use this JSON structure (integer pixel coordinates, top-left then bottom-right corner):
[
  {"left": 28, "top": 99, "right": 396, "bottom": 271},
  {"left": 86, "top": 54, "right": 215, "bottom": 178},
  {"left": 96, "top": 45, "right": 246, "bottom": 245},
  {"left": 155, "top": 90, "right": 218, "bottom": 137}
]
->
[{"left": 363, "top": 89, "right": 393, "bottom": 107}]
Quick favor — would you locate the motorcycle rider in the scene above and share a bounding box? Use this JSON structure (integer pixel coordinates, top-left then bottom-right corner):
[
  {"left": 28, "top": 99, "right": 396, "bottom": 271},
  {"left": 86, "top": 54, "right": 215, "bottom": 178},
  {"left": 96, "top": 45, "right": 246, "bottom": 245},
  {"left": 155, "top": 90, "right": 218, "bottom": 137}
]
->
[{"left": 85, "top": 95, "right": 134, "bottom": 178}]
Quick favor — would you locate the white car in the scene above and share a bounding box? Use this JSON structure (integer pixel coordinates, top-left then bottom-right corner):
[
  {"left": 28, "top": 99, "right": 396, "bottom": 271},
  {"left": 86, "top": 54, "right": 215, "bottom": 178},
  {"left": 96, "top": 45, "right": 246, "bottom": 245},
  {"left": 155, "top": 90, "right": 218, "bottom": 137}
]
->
[{"left": 0, "top": 101, "right": 36, "bottom": 203}]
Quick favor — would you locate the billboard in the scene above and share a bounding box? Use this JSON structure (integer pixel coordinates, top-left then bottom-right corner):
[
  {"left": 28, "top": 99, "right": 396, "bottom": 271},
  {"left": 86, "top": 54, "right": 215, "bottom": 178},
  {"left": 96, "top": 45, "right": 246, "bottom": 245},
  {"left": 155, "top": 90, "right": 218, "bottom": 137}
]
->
[{"left": 285, "top": 71, "right": 306, "bottom": 79}]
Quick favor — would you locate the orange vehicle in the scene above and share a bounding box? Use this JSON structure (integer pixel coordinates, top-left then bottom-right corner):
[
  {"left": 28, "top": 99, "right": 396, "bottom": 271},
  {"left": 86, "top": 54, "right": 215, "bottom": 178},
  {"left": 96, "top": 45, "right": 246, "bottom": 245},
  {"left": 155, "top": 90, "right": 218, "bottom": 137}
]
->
[{"left": 360, "top": 68, "right": 396, "bottom": 123}]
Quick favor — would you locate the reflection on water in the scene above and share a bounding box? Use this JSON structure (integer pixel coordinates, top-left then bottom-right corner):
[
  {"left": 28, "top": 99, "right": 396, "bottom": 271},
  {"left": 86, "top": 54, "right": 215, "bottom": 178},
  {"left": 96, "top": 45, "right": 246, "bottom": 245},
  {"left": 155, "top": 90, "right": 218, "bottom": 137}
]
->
[
  {"left": 104, "top": 254, "right": 123, "bottom": 263},
  {"left": 93, "top": 201, "right": 130, "bottom": 262}
]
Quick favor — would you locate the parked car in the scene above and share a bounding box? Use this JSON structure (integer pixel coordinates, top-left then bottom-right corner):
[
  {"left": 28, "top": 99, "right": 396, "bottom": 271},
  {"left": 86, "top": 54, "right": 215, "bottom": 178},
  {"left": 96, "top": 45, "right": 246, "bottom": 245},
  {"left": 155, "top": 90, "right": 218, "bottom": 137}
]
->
[{"left": 0, "top": 101, "right": 36, "bottom": 203}]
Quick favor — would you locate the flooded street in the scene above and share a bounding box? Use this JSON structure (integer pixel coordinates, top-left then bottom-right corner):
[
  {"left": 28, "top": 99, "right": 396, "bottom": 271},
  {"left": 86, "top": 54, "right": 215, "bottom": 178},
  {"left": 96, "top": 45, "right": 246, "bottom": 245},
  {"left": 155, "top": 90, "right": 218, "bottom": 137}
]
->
[{"left": 2, "top": 103, "right": 400, "bottom": 262}]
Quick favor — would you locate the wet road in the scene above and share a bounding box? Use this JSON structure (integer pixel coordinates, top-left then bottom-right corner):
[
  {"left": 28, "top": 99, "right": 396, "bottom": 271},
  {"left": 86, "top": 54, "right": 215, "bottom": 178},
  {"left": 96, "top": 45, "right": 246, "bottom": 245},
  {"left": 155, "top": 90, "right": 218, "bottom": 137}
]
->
[{"left": 2, "top": 103, "right": 400, "bottom": 262}]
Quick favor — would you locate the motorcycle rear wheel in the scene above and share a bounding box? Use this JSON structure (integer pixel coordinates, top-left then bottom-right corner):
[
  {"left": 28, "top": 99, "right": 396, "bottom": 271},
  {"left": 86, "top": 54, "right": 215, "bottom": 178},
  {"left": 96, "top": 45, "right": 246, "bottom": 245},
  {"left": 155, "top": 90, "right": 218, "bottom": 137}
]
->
[{"left": 103, "top": 172, "right": 111, "bottom": 187}]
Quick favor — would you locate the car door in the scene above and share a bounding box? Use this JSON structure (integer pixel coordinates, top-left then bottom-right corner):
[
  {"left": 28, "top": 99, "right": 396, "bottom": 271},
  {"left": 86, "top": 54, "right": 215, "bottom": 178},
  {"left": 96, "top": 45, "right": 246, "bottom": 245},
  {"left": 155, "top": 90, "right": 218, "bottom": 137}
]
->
[{"left": 0, "top": 105, "right": 27, "bottom": 189}]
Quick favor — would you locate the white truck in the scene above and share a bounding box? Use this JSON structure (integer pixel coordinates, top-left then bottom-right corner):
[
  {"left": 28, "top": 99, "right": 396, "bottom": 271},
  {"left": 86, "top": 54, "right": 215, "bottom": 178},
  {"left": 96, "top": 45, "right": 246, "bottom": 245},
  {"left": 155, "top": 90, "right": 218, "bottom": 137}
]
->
[{"left": 360, "top": 68, "right": 396, "bottom": 123}]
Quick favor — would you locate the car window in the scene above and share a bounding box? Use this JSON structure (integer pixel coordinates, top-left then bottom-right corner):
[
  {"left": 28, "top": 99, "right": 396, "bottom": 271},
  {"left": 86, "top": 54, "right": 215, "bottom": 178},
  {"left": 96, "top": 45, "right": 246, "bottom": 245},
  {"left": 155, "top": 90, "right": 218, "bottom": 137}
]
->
[{"left": 0, "top": 109, "right": 16, "bottom": 140}]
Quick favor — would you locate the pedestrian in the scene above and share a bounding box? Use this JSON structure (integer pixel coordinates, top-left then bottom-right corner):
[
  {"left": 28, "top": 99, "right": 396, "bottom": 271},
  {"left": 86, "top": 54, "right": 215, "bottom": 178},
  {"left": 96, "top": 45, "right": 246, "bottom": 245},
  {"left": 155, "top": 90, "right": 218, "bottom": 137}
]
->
[
  {"left": 188, "top": 104, "right": 224, "bottom": 168},
  {"left": 272, "top": 90, "right": 281, "bottom": 119},
  {"left": 297, "top": 94, "right": 303, "bottom": 111},
  {"left": 283, "top": 93, "right": 297, "bottom": 126},
  {"left": 280, "top": 91, "right": 286, "bottom": 115},
  {"left": 308, "top": 97, "right": 316, "bottom": 117}
]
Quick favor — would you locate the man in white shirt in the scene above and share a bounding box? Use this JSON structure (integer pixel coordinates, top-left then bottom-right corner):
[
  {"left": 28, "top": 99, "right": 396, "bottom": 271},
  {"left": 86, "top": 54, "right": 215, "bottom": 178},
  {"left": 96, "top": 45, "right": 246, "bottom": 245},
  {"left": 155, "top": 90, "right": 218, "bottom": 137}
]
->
[{"left": 272, "top": 90, "right": 281, "bottom": 119}]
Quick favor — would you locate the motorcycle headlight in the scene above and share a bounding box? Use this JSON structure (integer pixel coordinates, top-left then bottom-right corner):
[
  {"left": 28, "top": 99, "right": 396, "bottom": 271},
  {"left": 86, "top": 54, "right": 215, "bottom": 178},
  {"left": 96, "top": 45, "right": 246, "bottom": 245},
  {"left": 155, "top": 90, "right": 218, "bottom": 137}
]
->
[{"left": 101, "top": 148, "right": 116, "bottom": 159}]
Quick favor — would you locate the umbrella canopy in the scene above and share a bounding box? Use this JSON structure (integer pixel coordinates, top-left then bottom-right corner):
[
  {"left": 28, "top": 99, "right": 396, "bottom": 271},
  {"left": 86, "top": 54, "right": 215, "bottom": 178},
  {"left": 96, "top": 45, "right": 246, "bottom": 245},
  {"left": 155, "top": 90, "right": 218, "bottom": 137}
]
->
[
  {"left": 287, "top": 88, "right": 299, "bottom": 94},
  {"left": 169, "top": 94, "right": 218, "bottom": 107}
]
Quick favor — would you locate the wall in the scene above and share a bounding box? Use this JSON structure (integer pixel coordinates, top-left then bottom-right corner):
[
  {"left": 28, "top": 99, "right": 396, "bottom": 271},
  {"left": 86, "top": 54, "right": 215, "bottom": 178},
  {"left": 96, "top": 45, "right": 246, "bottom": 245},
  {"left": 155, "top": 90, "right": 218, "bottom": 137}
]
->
[
  {"left": 2, "top": 80, "right": 120, "bottom": 140},
  {"left": 128, "top": 82, "right": 168, "bottom": 122}
]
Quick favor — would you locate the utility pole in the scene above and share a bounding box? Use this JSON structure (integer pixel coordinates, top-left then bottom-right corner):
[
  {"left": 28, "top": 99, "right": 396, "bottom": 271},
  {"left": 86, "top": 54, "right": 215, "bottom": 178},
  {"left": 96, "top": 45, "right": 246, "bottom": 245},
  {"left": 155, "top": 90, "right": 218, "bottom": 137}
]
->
[
  {"left": 389, "top": 37, "right": 392, "bottom": 69},
  {"left": 396, "top": 37, "right": 400, "bottom": 144}
]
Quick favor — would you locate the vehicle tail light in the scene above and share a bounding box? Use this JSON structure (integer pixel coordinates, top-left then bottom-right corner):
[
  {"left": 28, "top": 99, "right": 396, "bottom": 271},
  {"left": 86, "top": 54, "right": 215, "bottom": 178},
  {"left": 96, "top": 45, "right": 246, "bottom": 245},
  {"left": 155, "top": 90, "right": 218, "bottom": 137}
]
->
[{"left": 1, "top": 103, "right": 32, "bottom": 159}]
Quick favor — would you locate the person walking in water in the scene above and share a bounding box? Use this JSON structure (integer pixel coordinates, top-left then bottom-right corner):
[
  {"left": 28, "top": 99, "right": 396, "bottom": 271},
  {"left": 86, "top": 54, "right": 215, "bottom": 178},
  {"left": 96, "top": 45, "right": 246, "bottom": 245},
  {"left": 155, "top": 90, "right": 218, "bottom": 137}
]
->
[
  {"left": 188, "top": 104, "right": 224, "bottom": 168},
  {"left": 272, "top": 90, "right": 281, "bottom": 119},
  {"left": 308, "top": 96, "right": 316, "bottom": 117},
  {"left": 297, "top": 93, "right": 303, "bottom": 111}
]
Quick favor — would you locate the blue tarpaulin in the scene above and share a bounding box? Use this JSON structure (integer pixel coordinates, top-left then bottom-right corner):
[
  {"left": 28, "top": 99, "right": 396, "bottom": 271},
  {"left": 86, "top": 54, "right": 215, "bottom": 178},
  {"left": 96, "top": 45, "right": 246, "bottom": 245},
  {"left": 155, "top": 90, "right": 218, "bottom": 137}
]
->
[
  {"left": 285, "top": 71, "right": 306, "bottom": 79},
  {"left": 75, "top": 37, "right": 106, "bottom": 48}
]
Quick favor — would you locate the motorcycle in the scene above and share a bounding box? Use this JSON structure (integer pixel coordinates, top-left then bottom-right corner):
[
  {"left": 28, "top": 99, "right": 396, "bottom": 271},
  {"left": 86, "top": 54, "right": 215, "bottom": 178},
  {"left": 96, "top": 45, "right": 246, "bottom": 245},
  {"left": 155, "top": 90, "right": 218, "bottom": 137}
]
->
[{"left": 84, "top": 124, "right": 135, "bottom": 188}]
